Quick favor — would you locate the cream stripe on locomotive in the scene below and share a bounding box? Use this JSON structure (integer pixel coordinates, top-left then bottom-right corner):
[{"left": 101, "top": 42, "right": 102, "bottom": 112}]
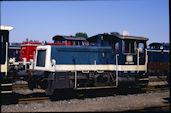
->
[
  {"left": 8, "top": 47, "right": 20, "bottom": 49},
  {"left": 34, "top": 64, "right": 147, "bottom": 72},
  {"left": 147, "top": 49, "right": 170, "bottom": 52}
]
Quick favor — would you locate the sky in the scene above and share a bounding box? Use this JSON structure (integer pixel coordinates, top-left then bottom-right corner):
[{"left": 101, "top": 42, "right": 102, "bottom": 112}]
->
[{"left": 1, "top": 0, "right": 169, "bottom": 45}]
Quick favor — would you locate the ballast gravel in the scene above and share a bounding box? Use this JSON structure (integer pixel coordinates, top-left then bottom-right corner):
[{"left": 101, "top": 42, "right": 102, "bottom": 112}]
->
[{"left": 1, "top": 91, "right": 169, "bottom": 112}]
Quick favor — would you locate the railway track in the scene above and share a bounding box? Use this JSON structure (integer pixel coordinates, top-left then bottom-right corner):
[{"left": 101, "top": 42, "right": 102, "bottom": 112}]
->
[
  {"left": 13, "top": 84, "right": 168, "bottom": 105},
  {"left": 12, "top": 84, "right": 28, "bottom": 88},
  {"left": 143, "top": 76, "right": 169, "bottom": 92},
  {"left": 119, "top": 104, "right": 170, "bottom": 112},
  {"left": 142, "top": 85, "right": 169, "bottom": 92},
  {"left": 11, "top": 76, "right": 169, "bottom": 104},
  {"left": 18, "top": 96, "right": 50, "bottom": 104},
  {"left": 149, "top": 76, "right": 167, "bottom": 82}
]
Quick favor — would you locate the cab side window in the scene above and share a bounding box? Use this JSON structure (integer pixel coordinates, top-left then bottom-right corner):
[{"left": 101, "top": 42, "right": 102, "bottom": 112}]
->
[
  {"left": 115, "top": 42, "right": 119, "bottom": 52},
  {"left": 138, "top": 43, "right": 144, "bottom": 53},
  {"left": 123, "top": 40, "right": 136, "bottom": 53}
]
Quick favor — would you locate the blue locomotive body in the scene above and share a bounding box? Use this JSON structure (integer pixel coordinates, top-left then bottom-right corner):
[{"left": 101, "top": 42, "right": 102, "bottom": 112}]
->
[
  {"left": 147, "top": 43, "right": 170, "bottom": 76},
  {"left": 9, "top": 45, "right": 20, "bottom": 62},
  {"left": 51, "top": 46, "right": 113, "bottom": 65},
  {"left": 29, "top": 33, "right": 149, "bottom": 95}
]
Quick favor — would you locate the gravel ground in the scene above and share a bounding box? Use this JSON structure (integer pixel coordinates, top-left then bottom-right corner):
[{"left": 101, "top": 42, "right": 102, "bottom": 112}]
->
[{"left": 1, "top": 90, "right": 169, "bottom": 112}]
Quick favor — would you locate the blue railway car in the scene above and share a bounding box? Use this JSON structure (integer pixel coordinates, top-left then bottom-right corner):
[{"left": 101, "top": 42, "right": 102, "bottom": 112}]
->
[
  {"left": 29, "top": 32, "right": 149, "bottom": 95},
  {"left": 8, "top": 44, "right": 23, "bottom": 72},
  {"left": 147, "top": 42, "right": 170, "bottom": 77},
  {"left": 8, "top": 45, "right": 20, "bottom": 62},
  {"left": 0, "top": 25, "right": 14, "bottom": 94}
]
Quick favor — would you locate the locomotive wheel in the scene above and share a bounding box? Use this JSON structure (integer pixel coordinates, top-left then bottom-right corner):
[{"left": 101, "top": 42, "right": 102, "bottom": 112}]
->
[
  {"left": 45, "top": 89, "right": 54, "bottom": 95},
  {"left": 28, "top": 76, "right": 37, "bottom": 90},
  {"left": 45, "top": 80, "right": 54, "bottom": 95},
  {"left": 40, "top": 79, "right": 48, "bottom": 90}
]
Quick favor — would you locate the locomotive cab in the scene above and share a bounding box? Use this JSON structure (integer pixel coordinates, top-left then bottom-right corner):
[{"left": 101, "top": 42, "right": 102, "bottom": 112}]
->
[
  {"left": 88, "top": 32, "right": 149, "bottom": 87},
  {"left": 88, "top": 32, "right": 148, "bottom": 66}
]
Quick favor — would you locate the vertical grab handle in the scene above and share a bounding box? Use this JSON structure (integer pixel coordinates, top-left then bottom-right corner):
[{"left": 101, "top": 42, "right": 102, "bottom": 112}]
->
[
  {"left": 51, "top": 59, "right": 56, "bottom": 72},
  {"left": 75, "top": 71, "right": 77, "bottom": 89},
  {"left": 6, "top": 42, "right": 8, "bottom": 76},
  {"left": 137, "top": 48, "right": 139, "bottom": 73},
  {"left": 145, "top": 49, "right": 148, "bottom": 73},
  {"left": 116, "top": 54, "right": 119, "bottom": 87}
]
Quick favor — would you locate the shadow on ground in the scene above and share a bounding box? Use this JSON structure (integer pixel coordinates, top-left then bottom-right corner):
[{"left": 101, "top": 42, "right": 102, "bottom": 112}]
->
[{"left": 0, "top": 87, "right": 148, "bottom": 105}]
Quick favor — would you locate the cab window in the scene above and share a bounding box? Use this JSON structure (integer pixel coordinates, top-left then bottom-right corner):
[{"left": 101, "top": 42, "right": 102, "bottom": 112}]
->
[
  {"left": 115, "top": 42, "right": 119, "bottom": 51},
  {"left": 138, "top": 43, "right": 144, "bottom": 53},
  {"left": 123, "top": 40, "right": 136, "bottom": 53}
]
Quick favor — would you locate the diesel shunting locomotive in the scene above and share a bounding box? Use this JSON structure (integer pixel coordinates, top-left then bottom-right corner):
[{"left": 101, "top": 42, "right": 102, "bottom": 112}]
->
[{"left": 28, "top": 32, "right": 149, "bottom": 95}]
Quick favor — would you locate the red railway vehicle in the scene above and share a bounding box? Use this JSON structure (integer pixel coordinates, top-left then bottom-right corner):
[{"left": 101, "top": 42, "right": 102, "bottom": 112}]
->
[
  {"left": 52, "top": 35, "right": 87, "bottom": 46},
  {"left": 20, "top": 42, "right": 42, "bottom": 62}
]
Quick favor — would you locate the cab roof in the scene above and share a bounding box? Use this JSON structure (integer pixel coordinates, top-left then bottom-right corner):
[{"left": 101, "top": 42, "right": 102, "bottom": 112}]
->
[
  {"left": 0, "top": 25, "right": 14, "bottom": 31},
  {"left": 52, "top": 35, "right": 86, "bottom": 41},
  {"left": 88, "top": 33, "right": 148, "bottom": 42}
]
